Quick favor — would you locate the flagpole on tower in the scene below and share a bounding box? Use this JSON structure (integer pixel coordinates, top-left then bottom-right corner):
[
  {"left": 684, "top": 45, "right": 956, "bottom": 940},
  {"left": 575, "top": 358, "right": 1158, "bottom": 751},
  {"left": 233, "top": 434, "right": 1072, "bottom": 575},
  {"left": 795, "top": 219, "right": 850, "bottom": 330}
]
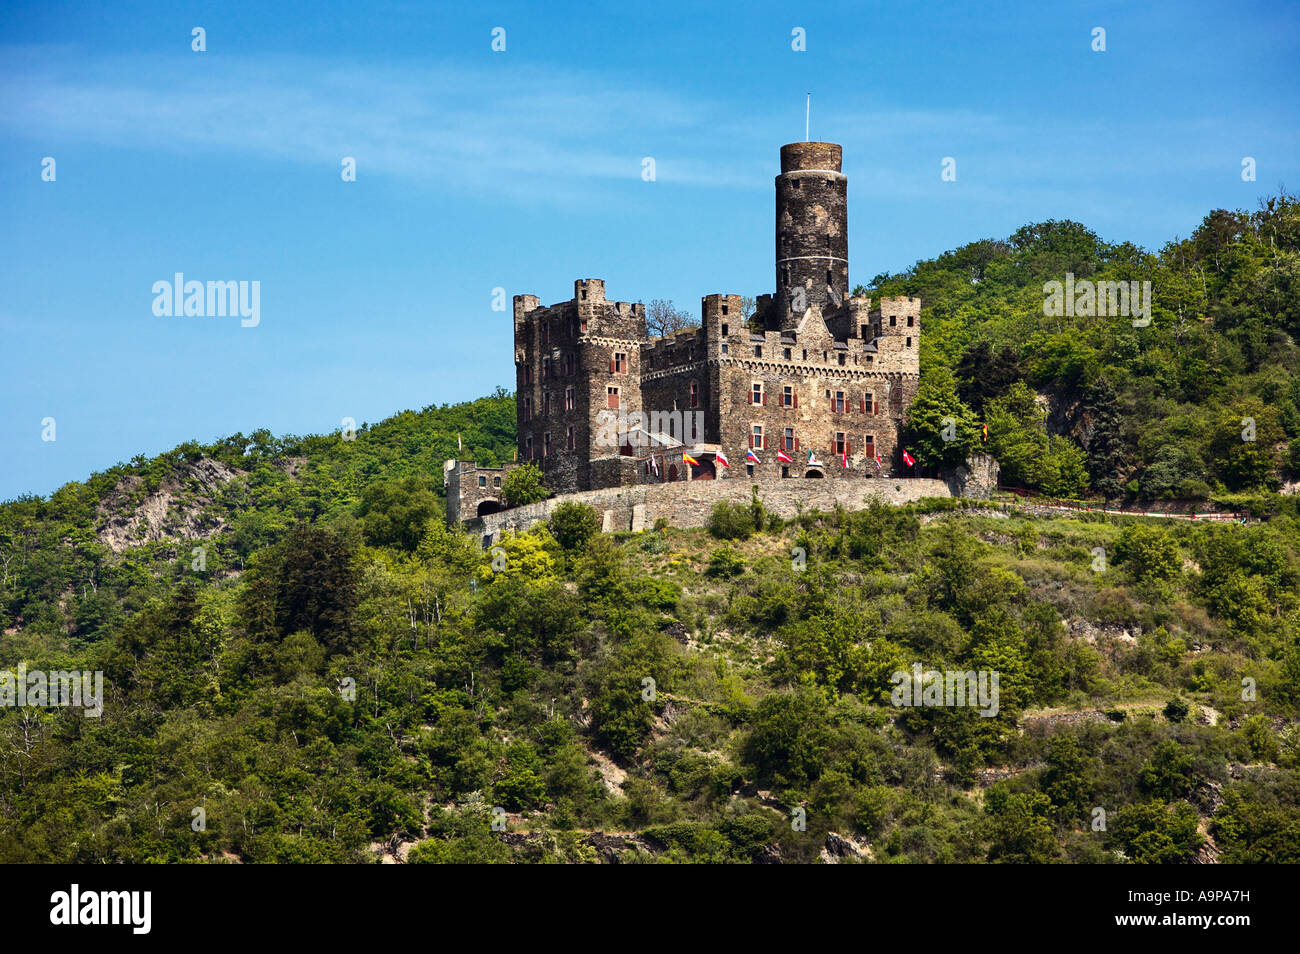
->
[{"left": 805, "top": 93, "right": 811, "bottom": 141}]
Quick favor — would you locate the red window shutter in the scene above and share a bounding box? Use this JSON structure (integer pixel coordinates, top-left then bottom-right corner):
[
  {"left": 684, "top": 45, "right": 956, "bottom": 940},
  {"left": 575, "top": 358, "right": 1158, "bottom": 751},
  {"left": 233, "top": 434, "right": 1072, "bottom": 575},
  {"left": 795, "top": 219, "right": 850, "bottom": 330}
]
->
[
  {"left": 762, "top": 393, "right": 767, "bottom": 406},
  {"left": 793, "top": 392, "right": 798, "bottom": 408},
  {"left": 860, "top": 397, "right": 866, "bottom": 413},
  {"left": 795, "top": 437, "right": 800, "bottom": 451},
  {"left": 748, "top": 434, "right": 754, "bottom": 448}
]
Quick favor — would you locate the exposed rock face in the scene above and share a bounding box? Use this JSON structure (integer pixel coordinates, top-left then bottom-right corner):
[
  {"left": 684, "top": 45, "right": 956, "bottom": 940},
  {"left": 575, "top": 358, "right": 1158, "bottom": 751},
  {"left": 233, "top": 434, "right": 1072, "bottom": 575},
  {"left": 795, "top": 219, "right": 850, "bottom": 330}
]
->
[
  {"left": 97, "top": 458, "right": 240, "bottom": 552},
  {"left": 946, "top": 454, "right": 1000, "bottom": 499},
  {"left": 820, "top": 831, "right": 871, "bottom": 864},
  {"left": 1021, "top": 710, "right": 1110, "bottom": 735}
]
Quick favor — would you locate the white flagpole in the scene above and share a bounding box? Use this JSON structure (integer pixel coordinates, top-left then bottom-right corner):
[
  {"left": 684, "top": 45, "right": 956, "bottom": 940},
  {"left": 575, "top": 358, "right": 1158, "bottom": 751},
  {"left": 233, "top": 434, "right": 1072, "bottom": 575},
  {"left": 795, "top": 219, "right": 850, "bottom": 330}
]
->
[{"left": 805, "top": 93, "right": 810, "bottom": 141}]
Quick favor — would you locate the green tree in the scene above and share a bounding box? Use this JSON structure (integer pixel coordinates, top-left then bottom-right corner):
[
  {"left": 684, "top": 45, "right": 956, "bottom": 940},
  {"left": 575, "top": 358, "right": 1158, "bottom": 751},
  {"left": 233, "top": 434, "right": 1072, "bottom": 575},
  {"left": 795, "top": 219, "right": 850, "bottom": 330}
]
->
[
  {"left": 501, "top": 463, "right": 548, "bottom": 507},
  {"left": 903, "top": 368, "right": 981, "bottom": 470},
  {"left": 356, "top": 476, "right": 440, "bottom": 551}
]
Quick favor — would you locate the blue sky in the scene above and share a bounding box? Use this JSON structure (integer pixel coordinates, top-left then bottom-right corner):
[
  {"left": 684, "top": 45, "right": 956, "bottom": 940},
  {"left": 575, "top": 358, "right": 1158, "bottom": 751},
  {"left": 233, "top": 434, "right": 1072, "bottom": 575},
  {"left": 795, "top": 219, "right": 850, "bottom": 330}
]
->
[{"left": 2, "top": 0, "right": 1297, "bottom": 500}]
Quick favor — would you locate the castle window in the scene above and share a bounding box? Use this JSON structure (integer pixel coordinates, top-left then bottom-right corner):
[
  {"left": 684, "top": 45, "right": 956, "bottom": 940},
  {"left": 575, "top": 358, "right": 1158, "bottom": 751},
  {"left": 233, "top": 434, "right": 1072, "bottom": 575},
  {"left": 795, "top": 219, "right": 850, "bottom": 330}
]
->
[
  {"left": 580, "top": 318, "right": 588, "bottom": 333},
  {"left": 525, "top": 436, "right": 533, "bottom": 459},
  {"left": 835, "top": 432, "right": 847, "bottom": 455},
  {"left": 543, "top": 432, "right": 551, "bottom": 457},
  {"left": 565, "top": 386, "right": 575, "bottom": 410},
  {"left": 751, "top": 425, "right": 764, "bottom": 450},
  {"left": 752, "top": 383, "right": 765, "bottom": 405},
  {"left": 889, "top": 316, "right": 896, "bottom": 327},
  {"left": 524, "top": 365, "right": 533, "bottom": 386},
  {"left": 478, "top": 476, "right": 487, "bottom": 488},
  {"left": 721, "top": 323, "right": 728, "bottom": 336},
  {"left": 792, "top": 179, "right": 801, "bottom": 190},
  {"left": 781, "top": 466, "right": 790, "bottom": 478},
  {"left": 494, "top": 476, "right": 501, "bottom": 487},
  {"left": 906, "top": 337, "right": 912, "bottom": 347},
  {"left": 802, "top": 349, "right": 807, "bottom": 360},
  {"left": 861, "top": 324, "right": 869, "bottom": 339},
  {"left": 784, "top": 428, "right": 795, "bottom": 452},
  {"left": 721, "top": 342, "right": 728, "bottom": 354},
  {"left": 721, "top": 304, "right": 729, "bottom": 316},
  {"left": 567, "top": 426, "right": 575, "bottom": 450},
  {"left": 607, "top": 387, "right": 620, "bottom": 409},
  {"left": 753, "top": 345, "right": 762, "bottom": 357},
  {"left": 864, "top": 392, "right": 874, "bottom": 414},
  {"left": 837, "top": 353, "right": 846, "bottom": 366},
  {"left": 864, "top": 434, "right": 876, "bottom": 456},
  {"left": 611, "top": 352, "right": 627, "bottom": 373},
  {"left": 907, "top": 316, "right": 914, "bottom": 327},
  {"left": 581, "top": 288, "right": 587, "bottom": 300},
  {"left": 746, "top": 464, "right": 755, "bottom": 477},
  {"left": 542, "top": 358, "right": 550, "bottom": 381},
  {"left": 522, "top": 397, "right": 532, "bottom": 422},
  {"left": 783, "top": 347, "right": 792, "bottom": 360},
  {"left": 543, "top": 392, "right": 551, "bottom": 416},
  {"left": 834, "top": 391, "right": 845, "bottom": 413},
  {"left": 690, "top": 381, "right": 699, "bottom": 408},
  {"left": 782, "top": 385, "right": 795, "bottom": 407}
]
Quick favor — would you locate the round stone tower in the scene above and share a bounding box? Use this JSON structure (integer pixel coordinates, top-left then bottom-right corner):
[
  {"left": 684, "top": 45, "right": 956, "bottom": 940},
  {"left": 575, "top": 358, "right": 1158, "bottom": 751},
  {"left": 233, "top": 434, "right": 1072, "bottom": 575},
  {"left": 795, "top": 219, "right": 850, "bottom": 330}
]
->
[{"left": 775, "top": 141, "right": 848, "bottom": 333}]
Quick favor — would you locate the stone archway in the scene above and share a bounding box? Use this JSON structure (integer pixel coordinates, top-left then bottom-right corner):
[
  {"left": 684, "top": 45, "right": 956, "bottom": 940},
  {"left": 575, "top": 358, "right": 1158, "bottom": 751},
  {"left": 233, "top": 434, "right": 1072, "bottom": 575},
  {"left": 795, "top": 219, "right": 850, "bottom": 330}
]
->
[
  {"left": 477, "top": 500, "right": 505, "bottom": 516},
  {"left": 804, "top": 469, "right": 824, "bottom": 479}
]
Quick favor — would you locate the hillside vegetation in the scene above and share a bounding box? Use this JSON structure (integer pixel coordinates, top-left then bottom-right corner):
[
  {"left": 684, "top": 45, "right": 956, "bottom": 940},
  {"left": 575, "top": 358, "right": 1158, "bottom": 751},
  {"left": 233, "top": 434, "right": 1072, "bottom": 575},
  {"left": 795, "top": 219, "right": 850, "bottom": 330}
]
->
[{"left": 1, "top": 198, "right": 1299, "bottom": 864}]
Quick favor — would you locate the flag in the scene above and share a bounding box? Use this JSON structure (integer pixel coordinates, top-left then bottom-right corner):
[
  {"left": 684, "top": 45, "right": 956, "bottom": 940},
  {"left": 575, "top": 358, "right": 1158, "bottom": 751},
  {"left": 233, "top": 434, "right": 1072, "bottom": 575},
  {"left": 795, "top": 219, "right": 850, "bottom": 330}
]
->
[
  {"left": 903, "top": 449, "right": 916, "bottom": 467},
  {"left": 457, "top": 433, "right": 462, "bottom": 451},
  {"left": 808, "top": 450, "right": 824, "bottom": 468},
  {"left": 715, "top": 450, "right": 730, "bottom": 468},
  {"left": 875, "top": 453, "right": 883, "bottom": 471},
  {"left": 982, "top": 423, "right": 988, "bottom": 442},
  {"left": 650, "top": 454, "right": 660, "bottom": 477},
  {"left": 682, "top": 454, "right": 699, "bottom": 466},
  {"left": 746, "top": 448, "right": 762, "bottom": 464},
  {"left": 776, "top": 449, "right": 794, "bottom": 463},
  {"left": 841, "top": 446, "right": 849, "bottom": 468}
]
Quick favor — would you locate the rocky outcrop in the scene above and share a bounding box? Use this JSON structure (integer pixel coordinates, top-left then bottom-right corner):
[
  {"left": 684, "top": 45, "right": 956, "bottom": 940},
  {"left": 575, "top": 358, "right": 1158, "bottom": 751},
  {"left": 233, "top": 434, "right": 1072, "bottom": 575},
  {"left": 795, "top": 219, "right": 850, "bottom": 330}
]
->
[
  {"left": 820, "top": 831, "right": 871, "bottom": 864},
  {"left": 97, "top": 458, "right": 240, "bottom": 552},
  {"left": 945, "top": 454, "right": 1000, "bottom": 499}
]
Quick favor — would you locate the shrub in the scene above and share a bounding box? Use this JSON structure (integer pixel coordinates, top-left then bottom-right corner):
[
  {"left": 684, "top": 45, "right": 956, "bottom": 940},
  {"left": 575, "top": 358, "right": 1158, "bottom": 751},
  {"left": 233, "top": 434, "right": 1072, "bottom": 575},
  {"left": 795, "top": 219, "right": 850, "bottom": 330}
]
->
[
  {"left": 705, "top": 547, "right": 746, "bottom": 579},
  {"left": 548, "top": 501, "right": 601, "bottom": 551},
  {"left": 501, "top": 463, "right": 548, "bottom": 507}
]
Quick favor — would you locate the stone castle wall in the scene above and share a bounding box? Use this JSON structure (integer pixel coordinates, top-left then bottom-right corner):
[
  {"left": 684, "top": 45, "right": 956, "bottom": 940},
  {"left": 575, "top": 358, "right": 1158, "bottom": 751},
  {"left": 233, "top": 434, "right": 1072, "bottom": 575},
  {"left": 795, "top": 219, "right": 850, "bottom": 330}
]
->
[{"left": 472, "top": 473, "right": 954, "bottom": 544}]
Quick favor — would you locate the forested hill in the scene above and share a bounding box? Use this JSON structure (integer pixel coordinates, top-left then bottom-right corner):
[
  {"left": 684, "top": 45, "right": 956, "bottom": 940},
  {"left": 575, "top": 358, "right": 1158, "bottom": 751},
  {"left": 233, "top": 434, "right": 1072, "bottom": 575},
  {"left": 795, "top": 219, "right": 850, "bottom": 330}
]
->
[
  {"left": 1, "top": 198, "right": 1298, "bottom": 865},
  {"left": 0, "top": 389, "right": 516, "bottom": 650},
  {"left": 871, "top": 191, "right": 1300, "bottom": 509}
]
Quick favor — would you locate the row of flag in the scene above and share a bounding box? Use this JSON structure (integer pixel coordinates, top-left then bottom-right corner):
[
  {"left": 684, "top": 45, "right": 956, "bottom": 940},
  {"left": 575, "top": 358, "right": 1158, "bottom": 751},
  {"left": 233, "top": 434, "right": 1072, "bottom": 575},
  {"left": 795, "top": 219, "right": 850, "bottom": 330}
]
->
[{"left": 649, "top": 447, "right": 918, "bottom": 472}]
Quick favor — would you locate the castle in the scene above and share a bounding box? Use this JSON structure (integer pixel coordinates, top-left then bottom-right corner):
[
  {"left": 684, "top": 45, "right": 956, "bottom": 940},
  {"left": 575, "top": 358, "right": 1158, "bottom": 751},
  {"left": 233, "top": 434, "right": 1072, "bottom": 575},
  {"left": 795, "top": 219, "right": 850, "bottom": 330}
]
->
[{"left": 447, "top": 140, "right": 923, "bottom": 525}]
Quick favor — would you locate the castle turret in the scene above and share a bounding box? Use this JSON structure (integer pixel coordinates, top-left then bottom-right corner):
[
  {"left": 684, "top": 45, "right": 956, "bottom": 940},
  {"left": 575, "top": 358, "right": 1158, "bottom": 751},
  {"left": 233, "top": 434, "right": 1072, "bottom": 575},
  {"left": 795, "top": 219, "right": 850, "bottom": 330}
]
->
[{"left": 775, "top": 142, "right": 848, "bottom": 334}]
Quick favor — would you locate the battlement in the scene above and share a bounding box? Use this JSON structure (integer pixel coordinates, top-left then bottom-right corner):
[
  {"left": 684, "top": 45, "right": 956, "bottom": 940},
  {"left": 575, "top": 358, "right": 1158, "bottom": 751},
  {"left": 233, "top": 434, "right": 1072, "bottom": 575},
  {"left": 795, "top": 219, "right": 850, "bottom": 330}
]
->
[{"left": 780, "top": 141, "right": 843, "bottom": 173}]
